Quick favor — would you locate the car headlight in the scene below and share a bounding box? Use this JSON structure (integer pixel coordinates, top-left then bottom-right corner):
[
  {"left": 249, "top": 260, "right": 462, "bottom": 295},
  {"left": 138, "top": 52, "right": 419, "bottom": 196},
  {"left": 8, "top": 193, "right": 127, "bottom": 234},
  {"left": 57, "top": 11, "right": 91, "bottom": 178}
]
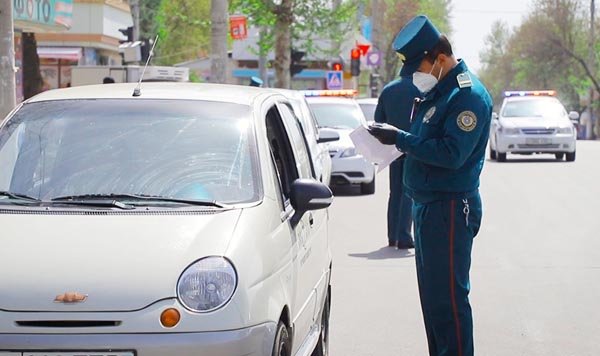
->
[
  {"left": 177, "top": 256, "right": 237, "bottom": 313},
  {"left": 500, "top": 127, "right": 520, "bottom": 135},
  {"left": 557, "top": 126, "right": 573, "bottom": 134},
  {"left": 340, "top": 147, "right": 357, "bottom": 157}
]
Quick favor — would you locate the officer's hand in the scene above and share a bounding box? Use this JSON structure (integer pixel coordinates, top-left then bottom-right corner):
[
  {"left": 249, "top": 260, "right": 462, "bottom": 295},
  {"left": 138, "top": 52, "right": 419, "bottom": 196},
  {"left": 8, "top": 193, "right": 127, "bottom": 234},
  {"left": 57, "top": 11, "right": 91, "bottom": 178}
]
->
[{"left": 368, "top": 123, "right": 400, "bottom": 145}]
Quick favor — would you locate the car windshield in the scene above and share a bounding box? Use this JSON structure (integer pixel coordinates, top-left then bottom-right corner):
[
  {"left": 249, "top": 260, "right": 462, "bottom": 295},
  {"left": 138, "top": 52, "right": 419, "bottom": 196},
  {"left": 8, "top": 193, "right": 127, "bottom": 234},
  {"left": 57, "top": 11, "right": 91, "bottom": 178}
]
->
[
  {"left": 0, "top": 99, "right": 260, "bottom": 205},
  {"left": 502, "top": 98, "right": 567, "bottom": 118},
  {"left": 359, "top": 103, "right": 376, "bottom": 122},
  {"left": 308, "top": 102, "right": 364, "bottom": 130}
]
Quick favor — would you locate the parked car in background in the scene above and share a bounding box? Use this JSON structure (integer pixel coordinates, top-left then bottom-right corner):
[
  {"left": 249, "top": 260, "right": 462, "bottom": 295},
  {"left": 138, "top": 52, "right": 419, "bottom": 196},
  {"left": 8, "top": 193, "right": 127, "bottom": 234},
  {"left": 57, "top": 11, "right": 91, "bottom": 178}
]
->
[
  {"left": 0, "top": 83, "right": 333, "bottom": 356},
  {"left": 489, "top": 90, "right": 579, "bottom": 162},
  {"left": 356, "top": 97, "right": 378, "bottom": 124},
  {"left": 304, "top": 90, "right": 376, "bottom": 195},
  {"left": 272, "top": 89, "right": 339, "bottom": 186}
]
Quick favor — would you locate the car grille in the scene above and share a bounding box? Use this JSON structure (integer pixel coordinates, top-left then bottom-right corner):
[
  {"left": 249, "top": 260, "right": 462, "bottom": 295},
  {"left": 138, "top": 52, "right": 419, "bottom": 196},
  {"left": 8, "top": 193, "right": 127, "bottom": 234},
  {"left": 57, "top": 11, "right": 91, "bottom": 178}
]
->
[
  {"left": 521, "top": 128, "right": 556, "bottom": 135},
  {"left": 518, "top": 144, "right": 561, "bottom": 149}
]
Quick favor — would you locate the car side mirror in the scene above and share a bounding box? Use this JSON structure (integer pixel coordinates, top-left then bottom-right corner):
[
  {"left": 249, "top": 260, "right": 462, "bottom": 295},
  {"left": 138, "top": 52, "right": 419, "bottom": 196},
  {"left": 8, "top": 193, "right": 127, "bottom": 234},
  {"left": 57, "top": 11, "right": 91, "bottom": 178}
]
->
[
  {"left": 317, "top": 128, "right": 339, "bottom": 144},
  {"left": 568, "top": 111, "right": 580, "bottom": 121},
  {"left": 491, "top": 112, "right": 498, "bottom": 121},
  {"left": 289, "top": 179, "right": 333, "bottom": 228}
]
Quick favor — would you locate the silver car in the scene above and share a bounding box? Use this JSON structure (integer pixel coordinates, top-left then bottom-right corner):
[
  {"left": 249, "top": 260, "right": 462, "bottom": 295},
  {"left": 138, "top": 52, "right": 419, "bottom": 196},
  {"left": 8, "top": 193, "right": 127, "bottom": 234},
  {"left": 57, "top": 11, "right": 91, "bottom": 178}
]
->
[{"left": 489, "top": 91, "right": 579, "bottom": 162}]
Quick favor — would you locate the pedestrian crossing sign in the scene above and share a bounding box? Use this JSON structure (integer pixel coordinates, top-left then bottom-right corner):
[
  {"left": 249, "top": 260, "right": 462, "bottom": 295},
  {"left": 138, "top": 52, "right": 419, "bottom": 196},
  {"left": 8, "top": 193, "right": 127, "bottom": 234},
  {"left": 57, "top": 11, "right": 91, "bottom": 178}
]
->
[{"left": 326, "top": 71, "right": 343, "bottom": 90}]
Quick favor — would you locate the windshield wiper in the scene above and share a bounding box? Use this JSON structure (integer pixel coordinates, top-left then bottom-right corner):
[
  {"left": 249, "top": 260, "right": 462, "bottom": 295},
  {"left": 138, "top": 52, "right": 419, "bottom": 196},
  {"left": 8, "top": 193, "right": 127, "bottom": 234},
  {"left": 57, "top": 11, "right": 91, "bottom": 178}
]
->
[
  {"left": 51, "top": 194, "right": 228, "bottom": 208},
  {"left": 0, "top": 191, "right": 41, "bottom": 202}
]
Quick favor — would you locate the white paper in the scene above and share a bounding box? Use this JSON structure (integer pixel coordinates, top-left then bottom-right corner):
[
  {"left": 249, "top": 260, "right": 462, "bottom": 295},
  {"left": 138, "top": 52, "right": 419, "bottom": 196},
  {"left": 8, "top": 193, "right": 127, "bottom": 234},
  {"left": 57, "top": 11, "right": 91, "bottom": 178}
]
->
[{"left": 349, "top": 125, "right": 403, "bottom": 173}]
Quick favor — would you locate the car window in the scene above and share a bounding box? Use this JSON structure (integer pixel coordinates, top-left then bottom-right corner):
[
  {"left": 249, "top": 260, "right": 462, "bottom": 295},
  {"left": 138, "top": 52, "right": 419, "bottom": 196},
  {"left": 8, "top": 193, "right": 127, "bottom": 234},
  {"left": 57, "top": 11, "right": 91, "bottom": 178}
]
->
[
  {"left": 0, "top": 99, "right": 260, "bottom": 204},
  {"left": 265, "top": 106, "right": 299, "bottom": 204},
  {"left": 359, "top": 103, "right": 376, "bottom": 122},
  {"left": 278, "top": 103, "right": 313, "bottom": 180},
  {"left": 308, "top": 102, "right": 364, "bottom": 129},
  {"left": 502, "top": 98, "right": 567, "bottom": 118}
]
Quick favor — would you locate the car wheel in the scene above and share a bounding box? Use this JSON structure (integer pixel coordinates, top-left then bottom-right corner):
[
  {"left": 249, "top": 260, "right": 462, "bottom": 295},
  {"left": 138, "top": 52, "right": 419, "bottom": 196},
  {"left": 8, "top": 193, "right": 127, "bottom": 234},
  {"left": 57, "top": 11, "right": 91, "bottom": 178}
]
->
[
  {"left": 497, "top": 152, "right": 507, "bottom": 162},
  {"left": 360, "top": 178, "right": 375, "bottom": 195},
  {"left": 311, "top": 289, "right": 331, "bottom": 356},
  {"left": 566, "top": 151, "right": 576, "bottom": 162},
  {"left": 272, "top": 321, "right": 291, "bottom": 356},
  {"left": 555, "top": 153, "right": 565, "bottom": 160},
  {"left": 490, "top": 147, "right": 497, "bottom": 160}
]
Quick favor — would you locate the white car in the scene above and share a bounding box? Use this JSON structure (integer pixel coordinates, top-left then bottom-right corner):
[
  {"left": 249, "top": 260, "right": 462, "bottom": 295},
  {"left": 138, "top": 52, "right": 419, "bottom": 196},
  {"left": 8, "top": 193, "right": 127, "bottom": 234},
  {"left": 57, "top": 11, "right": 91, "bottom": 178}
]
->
[
  {"left": 304, "top": 93, "right": 376, "bottom": 195},
  {"left": 489, "top": 90, "right": 579, "bottom": 162},
  {"left": 271, "top": 89, "right": 339, "bottom": 186},
  {"left": 356, "top": 97, "right": 378, "bottom": 124},
  {"left": 0, "top": 83, "right": 333, "bottom": 356}
]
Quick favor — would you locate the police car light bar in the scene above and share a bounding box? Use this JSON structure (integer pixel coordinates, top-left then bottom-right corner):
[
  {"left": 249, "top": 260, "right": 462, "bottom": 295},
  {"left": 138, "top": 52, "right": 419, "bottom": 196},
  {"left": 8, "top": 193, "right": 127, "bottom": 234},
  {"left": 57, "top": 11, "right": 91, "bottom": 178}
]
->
[
  {"left": 504, "top": 90, "right": 556, "bottom": 97},
  {"left": 302, "top": 89, "right": 358, "bottom": 97}
]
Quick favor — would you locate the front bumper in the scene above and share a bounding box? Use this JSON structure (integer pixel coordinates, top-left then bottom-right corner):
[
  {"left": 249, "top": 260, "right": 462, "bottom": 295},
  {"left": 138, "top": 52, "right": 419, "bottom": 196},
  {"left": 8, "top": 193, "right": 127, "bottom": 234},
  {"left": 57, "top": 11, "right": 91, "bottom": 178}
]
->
[
  {"left": 0, "top": 322, "right": 277, "bottom": 356},
  {"left": 330, "top": 155, "right": 374, "bottom": 185},
  {"left": 496, "top": 133, "right": 576, "bottom": 153}
]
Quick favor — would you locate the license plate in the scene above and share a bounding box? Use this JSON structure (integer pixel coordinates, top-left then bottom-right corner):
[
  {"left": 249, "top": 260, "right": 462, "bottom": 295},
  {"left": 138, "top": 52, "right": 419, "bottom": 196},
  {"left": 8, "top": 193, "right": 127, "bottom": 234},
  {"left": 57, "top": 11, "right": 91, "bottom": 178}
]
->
[
  {"left": 23, "top": 353, "right": 133, "bottom": 356},
  {"left": 526, "top": 137, "right": 551, "bottom": 145}
]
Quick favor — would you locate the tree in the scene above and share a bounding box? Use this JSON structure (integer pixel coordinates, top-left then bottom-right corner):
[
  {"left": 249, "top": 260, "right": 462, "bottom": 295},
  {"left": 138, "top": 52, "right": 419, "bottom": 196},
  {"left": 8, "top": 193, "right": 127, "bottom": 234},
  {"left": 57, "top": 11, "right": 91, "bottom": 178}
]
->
[
  {"left": 155, "top": 0, "right": 211, "bottom": 65},
  {"left": 210, "top": 0, "right": 229, "bottom": 83},
  {"left": 231, "top": 0, "right": 360, "bottom": 88}
]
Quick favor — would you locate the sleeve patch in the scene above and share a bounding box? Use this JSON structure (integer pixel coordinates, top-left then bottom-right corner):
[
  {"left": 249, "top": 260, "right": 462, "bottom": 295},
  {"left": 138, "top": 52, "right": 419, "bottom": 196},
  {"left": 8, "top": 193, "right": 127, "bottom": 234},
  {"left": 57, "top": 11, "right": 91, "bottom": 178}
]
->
[{"left": 457, "top": 111, "right": 477, "bottom": 132}]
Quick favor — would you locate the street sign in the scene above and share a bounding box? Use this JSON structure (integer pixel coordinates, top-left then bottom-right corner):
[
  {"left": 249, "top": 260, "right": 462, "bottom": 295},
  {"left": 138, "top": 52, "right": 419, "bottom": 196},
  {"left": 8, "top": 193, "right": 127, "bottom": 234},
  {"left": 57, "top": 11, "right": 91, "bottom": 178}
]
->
[
  {"left": 229, "top": 15, "right": 248, "bottom": 40},
  {"left": 357, "top": 44, "right": 371, "bottom": 56},
  {"left": 326, "top": 71, "right": 343, "bottom": 90},
  {"left": 367, "top": 51, "right": 382, "bottom": 67}
]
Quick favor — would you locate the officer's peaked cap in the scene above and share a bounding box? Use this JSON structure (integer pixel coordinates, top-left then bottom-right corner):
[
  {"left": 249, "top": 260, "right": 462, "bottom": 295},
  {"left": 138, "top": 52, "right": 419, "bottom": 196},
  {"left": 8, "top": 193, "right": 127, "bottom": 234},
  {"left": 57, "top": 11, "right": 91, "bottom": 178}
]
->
[{"left": 393, "top": 15, "right": 442, "bottom": 76}]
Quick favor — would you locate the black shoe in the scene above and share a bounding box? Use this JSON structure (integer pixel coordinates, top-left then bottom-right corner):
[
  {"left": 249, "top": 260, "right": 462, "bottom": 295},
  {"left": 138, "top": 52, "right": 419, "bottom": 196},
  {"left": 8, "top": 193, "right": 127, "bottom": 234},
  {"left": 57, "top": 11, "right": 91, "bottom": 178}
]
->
[
  {"left": 388, "top": 240, "right": 396, "bottom": 247},
  {"left": 396, "top": 241, "right": 415, "bottom": 249}
]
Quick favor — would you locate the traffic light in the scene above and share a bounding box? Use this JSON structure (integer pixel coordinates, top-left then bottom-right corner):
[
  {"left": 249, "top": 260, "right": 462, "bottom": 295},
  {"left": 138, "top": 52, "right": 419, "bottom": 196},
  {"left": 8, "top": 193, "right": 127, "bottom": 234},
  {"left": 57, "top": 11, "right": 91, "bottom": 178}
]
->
[
  {"left": 370, "top": 73, "right": 380, "bottom": 98},
  {"left": 291, "top": 49, "right": 307, "bottom": 77},
  {"left": 331, "top": 61, "right": 343, "bottom": 72},
  {"left": 351, "top": 48, "right": 361, "bottom": 77},
  {"left": 119, "top": 26, "right": 134, "bottom": 43}
]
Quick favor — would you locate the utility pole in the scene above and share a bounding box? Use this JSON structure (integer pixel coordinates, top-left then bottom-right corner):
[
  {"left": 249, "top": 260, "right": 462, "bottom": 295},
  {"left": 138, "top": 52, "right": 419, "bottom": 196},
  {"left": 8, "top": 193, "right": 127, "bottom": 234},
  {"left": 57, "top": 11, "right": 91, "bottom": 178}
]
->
[
  {"left": 0, "top": 1, "right": 17, "bottom": 119},
  {"left": 210, "top": 0, "right": 229, "bottom": 84},
  {"left": 591, "top": 0, "right": 598, "bottom": 139}
]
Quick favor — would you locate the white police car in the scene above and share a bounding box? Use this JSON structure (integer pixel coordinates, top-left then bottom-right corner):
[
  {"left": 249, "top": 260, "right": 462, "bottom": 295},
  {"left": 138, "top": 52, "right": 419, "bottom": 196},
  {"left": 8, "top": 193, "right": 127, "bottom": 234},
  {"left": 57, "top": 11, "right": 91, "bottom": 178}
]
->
[
  {"left": 304, "top": 91, "right": 376, "bottom": 194},
  {"left": 489, "top": 90, "right": 579, "bottom": 162},
  {"left": 0, "top": 83, "right": 333, "bottom": 356},
  {"left": 356, "top": 97, "right": 378, "bottom": 124}
]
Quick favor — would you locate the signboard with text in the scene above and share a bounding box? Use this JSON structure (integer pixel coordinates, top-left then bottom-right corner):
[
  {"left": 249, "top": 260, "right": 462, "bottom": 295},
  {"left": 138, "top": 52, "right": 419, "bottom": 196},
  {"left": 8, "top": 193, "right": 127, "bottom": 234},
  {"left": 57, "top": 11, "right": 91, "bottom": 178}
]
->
[
  {"left": 229, "top": 15, "right": 248, "bottom": 40},
  {"left": 13, "top": 0, "right": 73, "bottom": 32}
]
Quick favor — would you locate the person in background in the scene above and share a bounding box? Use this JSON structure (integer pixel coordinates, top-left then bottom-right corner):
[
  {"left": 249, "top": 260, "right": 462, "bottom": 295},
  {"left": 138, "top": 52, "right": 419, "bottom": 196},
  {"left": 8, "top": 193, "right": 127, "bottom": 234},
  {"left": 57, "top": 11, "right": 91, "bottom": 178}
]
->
[{"left": 374, "top": 77, "right": 419, "bottom": 249}]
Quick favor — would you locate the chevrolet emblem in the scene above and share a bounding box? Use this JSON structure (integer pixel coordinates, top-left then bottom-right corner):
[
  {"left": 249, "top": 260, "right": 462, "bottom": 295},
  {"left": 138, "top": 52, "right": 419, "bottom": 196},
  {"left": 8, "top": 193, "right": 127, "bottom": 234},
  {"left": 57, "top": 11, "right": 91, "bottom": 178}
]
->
[{"left": 54, "top": 292, "right": 88, "bottom": 303}]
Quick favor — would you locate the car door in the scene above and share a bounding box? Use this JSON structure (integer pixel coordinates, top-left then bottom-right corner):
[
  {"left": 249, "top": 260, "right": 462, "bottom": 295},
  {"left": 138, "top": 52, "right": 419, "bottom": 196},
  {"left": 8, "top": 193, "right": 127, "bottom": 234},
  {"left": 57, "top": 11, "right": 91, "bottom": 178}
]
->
[
  {"left": 264, "top": 103, "right": 317, "bottom": 353},
  {"left": 277, "top": 102, "right": 330, "bottom": 350}
]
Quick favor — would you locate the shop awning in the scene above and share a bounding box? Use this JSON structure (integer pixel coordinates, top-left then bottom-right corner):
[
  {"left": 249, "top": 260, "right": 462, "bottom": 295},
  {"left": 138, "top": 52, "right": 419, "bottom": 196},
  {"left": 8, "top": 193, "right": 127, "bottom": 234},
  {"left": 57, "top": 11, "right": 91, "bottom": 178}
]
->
[{"left": 37, "top": 47, "right": 82, "bottom": 61}]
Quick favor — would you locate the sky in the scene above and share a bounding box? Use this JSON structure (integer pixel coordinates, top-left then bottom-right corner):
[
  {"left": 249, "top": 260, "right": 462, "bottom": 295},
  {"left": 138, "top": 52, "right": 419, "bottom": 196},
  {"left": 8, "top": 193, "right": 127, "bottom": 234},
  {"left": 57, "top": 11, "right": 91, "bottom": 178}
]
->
[{"left": 449, "top": 0, "right": 534, "bottom": 74}]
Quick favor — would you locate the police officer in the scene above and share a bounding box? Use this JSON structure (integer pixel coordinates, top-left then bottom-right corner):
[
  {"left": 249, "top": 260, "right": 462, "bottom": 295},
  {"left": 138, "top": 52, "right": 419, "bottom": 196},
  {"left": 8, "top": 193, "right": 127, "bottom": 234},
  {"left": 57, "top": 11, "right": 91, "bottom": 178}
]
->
[
  {"left": 374, "top": 77, "right": 419, "bottom": 249},
  {"left": 369, "top": 15, "right": 493, "bottom": 356}
]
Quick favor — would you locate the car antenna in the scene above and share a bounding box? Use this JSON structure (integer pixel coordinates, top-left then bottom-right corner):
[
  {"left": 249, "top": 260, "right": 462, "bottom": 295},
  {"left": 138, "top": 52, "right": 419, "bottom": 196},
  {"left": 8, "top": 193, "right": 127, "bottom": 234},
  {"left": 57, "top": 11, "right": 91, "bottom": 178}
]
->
[{"left": 132, "top": 34, "right": 159, "bottom": 97}]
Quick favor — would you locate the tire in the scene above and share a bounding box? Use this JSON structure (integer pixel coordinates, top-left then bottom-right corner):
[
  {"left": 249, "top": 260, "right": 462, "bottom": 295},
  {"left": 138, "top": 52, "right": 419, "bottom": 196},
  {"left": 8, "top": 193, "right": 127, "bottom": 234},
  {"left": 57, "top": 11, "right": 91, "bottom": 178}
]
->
[
  {"left": 566, "top": 151, "right": 576, "bottom": 162},
  {"left": 311, "top": 289, "right": 331, "bottom": 356},
  {"left": 360, "top": 178, "right": 375, "bottom": 195},
  {"left": 490, "top": 147, "right": 497, "bottom": 160},
  {"left": 555, "top": 153, "right": 565, "bottom": 160},
  {"left": 497, "top": 152, "right": 507, "bottom": 162},
  {"left": 272, "top": 321, "right": 291, "bottom": 356}
]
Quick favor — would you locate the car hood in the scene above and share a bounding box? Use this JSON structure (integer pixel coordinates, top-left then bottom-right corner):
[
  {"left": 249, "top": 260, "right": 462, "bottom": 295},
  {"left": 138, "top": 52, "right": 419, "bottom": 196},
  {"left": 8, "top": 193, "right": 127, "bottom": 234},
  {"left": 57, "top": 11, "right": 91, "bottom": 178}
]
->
[
  {"left": 500, "top": 116, "right": 569, "bottom": 128},
  {"left": 0, "top": 209, "right": 241, "bottom": 312},
  {"left": 325, "top": 128, "right": 354, "bottom": 150}
]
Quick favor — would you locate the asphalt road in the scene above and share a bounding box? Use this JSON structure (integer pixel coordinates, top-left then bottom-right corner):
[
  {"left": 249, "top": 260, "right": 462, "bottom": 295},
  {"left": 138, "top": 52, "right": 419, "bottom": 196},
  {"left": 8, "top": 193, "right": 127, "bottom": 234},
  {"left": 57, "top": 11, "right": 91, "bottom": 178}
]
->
[{"left": 328, "top": 141, "right": 600, "bottom": 356}]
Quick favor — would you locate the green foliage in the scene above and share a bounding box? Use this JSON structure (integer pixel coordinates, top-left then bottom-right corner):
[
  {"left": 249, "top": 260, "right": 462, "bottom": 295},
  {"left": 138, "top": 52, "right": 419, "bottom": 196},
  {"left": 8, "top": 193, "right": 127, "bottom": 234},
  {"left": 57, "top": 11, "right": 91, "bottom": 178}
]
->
[
  {"left": 155, "top": 0, "right": 211, "bottom": 65},
  {"left": 138, "top": 0, "right": 162, "bottom": 40},
  {"left": 478, "top": 0, "right": 598, "bottom": 110}
]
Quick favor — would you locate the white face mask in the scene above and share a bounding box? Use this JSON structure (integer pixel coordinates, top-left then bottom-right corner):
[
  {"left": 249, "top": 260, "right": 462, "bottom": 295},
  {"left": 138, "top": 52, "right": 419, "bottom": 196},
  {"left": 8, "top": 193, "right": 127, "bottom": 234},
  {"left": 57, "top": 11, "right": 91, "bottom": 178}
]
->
[{"left": 413, "top": 60, "right": 443, "bottom": 94}]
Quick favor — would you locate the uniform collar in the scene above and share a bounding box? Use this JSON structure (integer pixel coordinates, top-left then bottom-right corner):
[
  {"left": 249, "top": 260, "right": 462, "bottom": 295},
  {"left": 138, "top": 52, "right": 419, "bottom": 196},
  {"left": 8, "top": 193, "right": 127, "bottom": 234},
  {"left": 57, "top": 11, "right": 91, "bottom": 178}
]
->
[{"left": 429, "top": 59, "right": 469, "bottom": 97}]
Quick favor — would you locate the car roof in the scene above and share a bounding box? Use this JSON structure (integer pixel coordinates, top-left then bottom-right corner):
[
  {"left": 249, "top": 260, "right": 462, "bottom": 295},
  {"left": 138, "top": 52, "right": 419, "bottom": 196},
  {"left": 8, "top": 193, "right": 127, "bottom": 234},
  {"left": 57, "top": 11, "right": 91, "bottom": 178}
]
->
[
  {"left": 503, "top": 96, "right": 559, "bottom": 103},
  {"left": 355, "top": 98, "right": 378, "bottom": 105},
  {"left": 26, "top": 83, "right": 271, "bottom": 106}
]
